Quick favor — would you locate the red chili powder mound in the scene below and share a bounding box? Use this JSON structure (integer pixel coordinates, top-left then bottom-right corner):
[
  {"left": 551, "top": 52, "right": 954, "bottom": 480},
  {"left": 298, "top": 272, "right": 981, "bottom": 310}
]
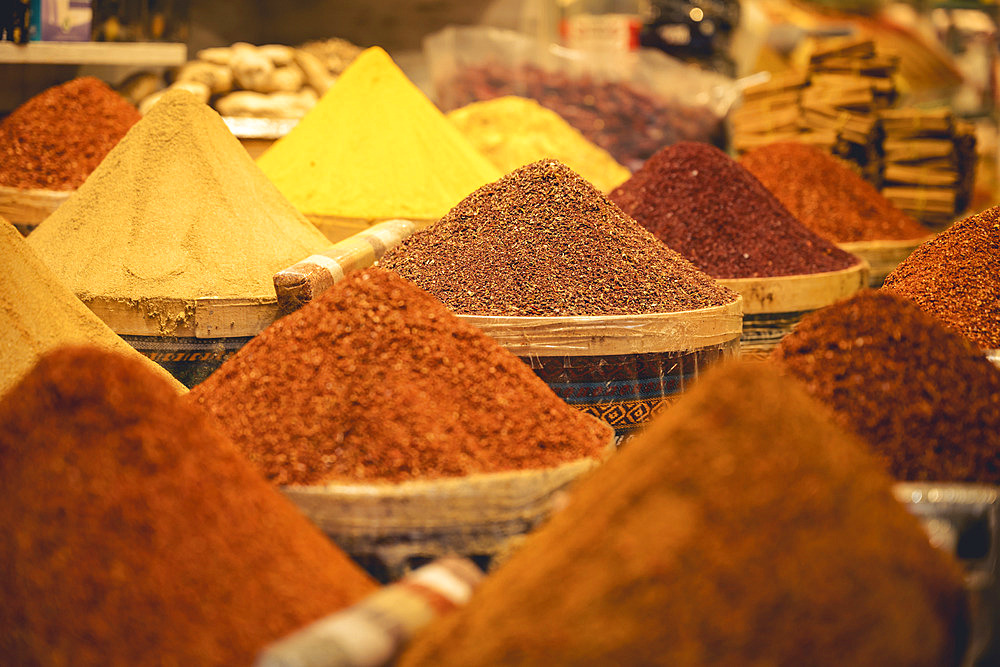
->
[
  {"left": 773, "top": 290, "right": 1000, "bottom": 483},
  {"left": 0, "top": 346, "right": 376, "bottom": 665},
  {"left": 740, "top": 142, "right": 930, "bottom": 243},
  {"left": 400, "top": 362, "right": 967, "bottom": 666},
  {"left": 0, "top": 77, "right": 141, "bottom": 190},
  {"left": 188, "top": 268, "right": 612, "bottom": 485},
  {"left": 379, "top": 159, "right": 736, "bottom": 316},
  {"left": 883, "top": 205, "right": 1000, "bottom": 350},
  {"left": 609, "top": 141, "right": 859, "bottom": 278}
]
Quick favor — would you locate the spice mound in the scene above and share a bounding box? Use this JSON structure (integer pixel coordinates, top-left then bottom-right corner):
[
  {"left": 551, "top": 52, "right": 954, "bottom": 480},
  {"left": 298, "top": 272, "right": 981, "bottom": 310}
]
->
[
  {"left": 380, "top": 159, "right": 737, "bottom": 316},
  {"left": 188, "top": 268, "right": 612, "bottom": 485},
  {"left": 447, "top": 96, "right": 631, "bottom": 193},
  {"left": 740, "top": 141, "right": 930, "bottom": 243},
  {"left": 610, "top": 141, "right": 859, "bottom": 278},
  {"left": 400, "top": 361, "right": 967, "bottom": 667},
  {"left": 257, "top": 46, "right": 500, "bottom": 221},
  {"left": 0, "top": 346, "right": 375, "bottom": 666},
  {"left": 26, "top": 89, "right": 328, "bottom": 304},
  {"left": 0, "top": 220, "right": 182, "bottom": 395},
  {"left": 0, "top": 77, "right": 141, "bottom": 190},
  {"left": 773, "top": 290, "right": 1000, "bottom": 483},
  {"left": 883, "top": 205, "right": 1000, "bottom": 350}
]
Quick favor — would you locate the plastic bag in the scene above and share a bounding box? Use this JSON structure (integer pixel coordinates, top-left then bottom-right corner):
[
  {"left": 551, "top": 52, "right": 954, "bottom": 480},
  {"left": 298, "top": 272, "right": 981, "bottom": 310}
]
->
[{"left": 424, "top": 25, "right": 741, "bottom": 170}]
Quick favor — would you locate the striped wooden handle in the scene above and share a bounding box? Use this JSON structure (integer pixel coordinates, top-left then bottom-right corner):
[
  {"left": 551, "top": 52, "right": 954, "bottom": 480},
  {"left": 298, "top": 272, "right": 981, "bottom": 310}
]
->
[{"left": 273, "top": 219, "right": 416, "bottom": 314}]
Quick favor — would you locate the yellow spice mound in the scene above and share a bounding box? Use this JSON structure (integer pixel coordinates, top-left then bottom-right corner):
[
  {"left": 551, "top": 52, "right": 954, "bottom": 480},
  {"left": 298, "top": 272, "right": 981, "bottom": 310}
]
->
[
  {"left": 448, "top": 96, "right": 631, "bottom": 193},
  {"left": 257, "top": 47, "right": 501, "bottom": 221},
  {"left": 0, "top": 220, "right": 184, "bottom": 396},
  {"left": 27, "top": 90, "right": 328, "bottom": 303}
]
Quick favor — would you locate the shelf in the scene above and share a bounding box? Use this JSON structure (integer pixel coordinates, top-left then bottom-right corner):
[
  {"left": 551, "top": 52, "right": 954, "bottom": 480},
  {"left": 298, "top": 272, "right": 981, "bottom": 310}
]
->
[{"left": 0, "top": 41, "right": 187, "bottom": 66}]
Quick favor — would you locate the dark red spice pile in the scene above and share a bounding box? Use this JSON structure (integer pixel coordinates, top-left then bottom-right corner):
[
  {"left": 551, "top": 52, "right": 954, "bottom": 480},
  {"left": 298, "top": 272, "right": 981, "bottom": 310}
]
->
[
  {"left": 883, "top": 205, "right": 1000, "bottom": 350},
  {"left": 401, "top": 362, "right": 967, "bottom": 666},
  {"left": 740, "top": 142, "right": 930, "bottom": 243},
  {"left": 188, "top": 268, "right": 612, "bottom": 485},
  {"left": 379, "top": 159, "right": 736, "bottom": 316},
  {"left": 0, "top": 346, "right": 376, "bottom": 665},
  {"left": 609, "top": 142, "right": 860, "bottom": 278},
  {"left": 773, "top": 290, "right": 1000, "bottom": 483},
  {"left": 0, "top": 77, "right": 141, "bottom": 190},
  {"left": 435, "top": 63, "right": 726, "bottom": 170}
]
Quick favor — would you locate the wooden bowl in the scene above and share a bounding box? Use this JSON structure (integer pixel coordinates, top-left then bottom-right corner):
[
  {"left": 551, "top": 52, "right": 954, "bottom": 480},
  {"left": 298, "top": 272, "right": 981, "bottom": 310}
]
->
[
  {"left": 0, "top": 184, "right": 72, "bottom": 235},
  {"left": 839, "top": 235, "right": 935, "bottom": 287}
]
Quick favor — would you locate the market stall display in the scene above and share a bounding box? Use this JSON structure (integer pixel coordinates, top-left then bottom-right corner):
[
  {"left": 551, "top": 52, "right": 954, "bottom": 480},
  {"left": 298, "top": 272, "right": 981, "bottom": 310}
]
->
[
  {"left": 883, "top": 205, "right": 1000, "bottom": 355},
  {"left": 25, "top": 90, "right": 330, "bottom": 387},
  {"left": 400, "top": 362, "right": 967, "bottom": 666},
  {"left": 0, "top": 346, "right": 376, "bottom": 665},
  {"left": 446, "top": 96, "right": 631, "bottom": 193},
  {"left": 381, "top": 160, "right": 742, "bottom": 436},
  {"left": 0, "top": 220, "right": 183, "bottom": 396},
  {"left": 257, "top": 46, "right": 500, "bottom": 242},
  {"left": 740, "top": 141, "right": 932, "bottom": 285},
  {"left": 0, "top": 77, "right": 140, "bottom": 233},
  {"left": 610, "top": 142, "right": 866, "bottom": 353},
  {"left": 188, "top": 268, "right": 613, "bottom": 576}
]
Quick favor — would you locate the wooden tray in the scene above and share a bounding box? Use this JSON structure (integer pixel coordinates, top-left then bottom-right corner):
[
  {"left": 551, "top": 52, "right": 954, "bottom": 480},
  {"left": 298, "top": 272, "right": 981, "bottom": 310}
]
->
[
  {"left": 839, "top": 236, "right": 934, "bottom": 287},
  {"left": 0, "top": 184, "right": 72, "bottom": 234}
]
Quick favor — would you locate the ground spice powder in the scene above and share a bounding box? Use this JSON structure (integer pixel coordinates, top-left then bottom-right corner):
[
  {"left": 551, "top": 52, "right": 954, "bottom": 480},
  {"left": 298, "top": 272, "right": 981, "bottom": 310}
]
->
[
  {"left": 773, "top": 290, "right": 1000, "bottom": 483},
  {"left": 380, "top": 159, "right": 736, "bottom": 316},
  {"left": 257, "top": 47, "right": 501, "bottom": 221},
  {"left": 883, "top": 205, "right": 1000, "bottom": 350},
  {"left": 740, "top": 141, "right": 930, "bottom": 243},
  {"left": 0, "top": 77, "right": 140, "bottom": 190},
  {"left": 0, "top": 220, "right": 183, "bottom": 395},
  {"left": 446, "top": 96, "right": 631, "bottom": 193},
  {"left": 188, "top": 268, "right": 611, "bottom": 485},
  {"left": 401, "top": 362, "right": 967, "bottom": 666},
  {"left": 26, "top": 89, "right": 328, "bottom": 303},
  {"left": 0, "top": 346, "right": 376, "bottom": 665},
  {"left": 610, "top": 142, "right": 859, "bottom": 278}
]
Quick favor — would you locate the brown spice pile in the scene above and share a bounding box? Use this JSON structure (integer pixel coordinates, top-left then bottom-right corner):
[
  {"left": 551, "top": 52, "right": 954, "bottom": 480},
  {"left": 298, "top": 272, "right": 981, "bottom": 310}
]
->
[
  {"left": 379, "top": 159, "right": 736, "bottom": 316},
  {"left": 401, "top": 362, "right": 967, "bottom": 666},
  {"left": 0, "top": 347, "right": 375, "bottom": 665},
  {"left": 740, "top": 142, "right": 930, "bottom": 243},
  {"left": 883, "top": 205, "right": 1000, "bottom": 350},
  {"left": 773, "top": 290, "right": 1000, "bottom": 483},
  {"left": 610, "top": 142, "right": 860, "bottom": 278},
  {"left": 188, "top": 268, "right": 612, "bottom": 485},
  {"left": 0, "top": 77, "right": 141, "bottom": 190}
]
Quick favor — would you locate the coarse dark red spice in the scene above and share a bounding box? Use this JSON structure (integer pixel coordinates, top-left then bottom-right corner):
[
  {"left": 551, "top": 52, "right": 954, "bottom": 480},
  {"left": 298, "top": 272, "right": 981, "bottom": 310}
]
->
[
  {"left": 401, "top": 362, "right": 967, "bottom": 666},
  {"left": 740, "top": 142, "right": 930, "bottom": 243},
  {"left": 773, "top": 290, "right": 1000, "bottom": 483},
  {"left": 0, "top": 346, "right": 376, "bottom": 665},
  {"left": 188, "top": 268, "right": 612, "bottom": 485},
  {"left": 436, "top": 63, "right": 726, "bottom": 171},
  {"left": 0, "top": 77, "right": 141, "bottom": 190},
  {"left": 379, "top": 159, "right": 736, "bottom": 316},
  {"left": 883, "top": 205, "right": 1000, "bottom": 350},
  {"left": 609, "top": 142, "right": 860, "bottom": 278}
]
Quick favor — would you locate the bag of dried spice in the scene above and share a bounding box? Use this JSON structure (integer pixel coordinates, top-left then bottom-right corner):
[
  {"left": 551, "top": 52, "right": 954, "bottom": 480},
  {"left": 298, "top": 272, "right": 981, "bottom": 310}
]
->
[
  {"left": 188, "top": 267, "right": 615, "bottom": 580},
  {"left": 398, "top": 361, "right": 968, "bottom": 666},
  {"left": 380, "top": 159, "right": 743, "bottom": 439}
]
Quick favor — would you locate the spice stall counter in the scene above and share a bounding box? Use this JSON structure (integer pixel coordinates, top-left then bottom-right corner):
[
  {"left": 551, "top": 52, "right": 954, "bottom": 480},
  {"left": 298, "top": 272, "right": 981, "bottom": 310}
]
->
[{"left": 0, "top": 185, "right": 71, "bottom": 235}]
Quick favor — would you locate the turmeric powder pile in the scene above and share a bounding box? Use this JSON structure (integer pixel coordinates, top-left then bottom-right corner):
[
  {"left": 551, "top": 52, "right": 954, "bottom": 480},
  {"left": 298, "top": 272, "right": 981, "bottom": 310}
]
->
[
  {"left": 447, "top": 96, "right": 631, "bottom": 193},
  {"left": 257, "top": 47, "right": 500, "bottom": 222}
]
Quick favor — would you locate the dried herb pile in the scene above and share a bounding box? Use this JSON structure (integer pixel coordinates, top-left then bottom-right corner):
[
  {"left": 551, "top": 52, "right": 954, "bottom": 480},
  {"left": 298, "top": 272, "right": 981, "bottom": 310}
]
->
[
  {"left": 0, "top": 77, "right": 140, "bottom": 190},
  {"left": 609, "top": 142, "right": 859, "bottom": 278},
  {"left": 401, "top": 362, "right": 967, "bottom": 666},
  {"left": 188, "top": 268, "right": 611, "bottom": 485},
  {"left": 740, "top": 141, "right": 929, "bottom": 243},
  {"left": 0, "top": 347, "right": 376, "bottom": 665},
  {"left": 883, "top": 205, "right": 1000, "bottom": 350},
  {"left": 379, "top": 159, "right": 736, "bottom": 316},
  {"left": 773, "top": 290, "right": 1000, "bottom": 483}
]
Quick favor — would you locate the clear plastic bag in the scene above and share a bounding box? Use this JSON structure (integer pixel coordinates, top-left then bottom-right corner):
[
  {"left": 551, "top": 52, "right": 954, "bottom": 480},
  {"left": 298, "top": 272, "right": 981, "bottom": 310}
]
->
[{"left": 424, "top": 25, "right": 741, "bottom": 170}]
